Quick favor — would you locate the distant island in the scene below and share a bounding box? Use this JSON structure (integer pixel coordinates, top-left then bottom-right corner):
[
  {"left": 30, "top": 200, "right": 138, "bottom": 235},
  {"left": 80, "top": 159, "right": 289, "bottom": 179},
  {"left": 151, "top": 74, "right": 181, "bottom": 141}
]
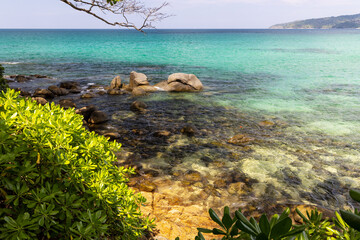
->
[{"left": 270, "top": 13, "right": 360, "bottom": 29}]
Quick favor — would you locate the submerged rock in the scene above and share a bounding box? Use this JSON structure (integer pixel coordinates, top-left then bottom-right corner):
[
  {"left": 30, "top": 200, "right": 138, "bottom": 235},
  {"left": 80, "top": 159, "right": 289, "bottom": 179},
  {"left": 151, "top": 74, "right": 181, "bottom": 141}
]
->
[
  {"left": 130, "top": 101, "right": 147, "bottom": 112},
  {"left": 60, "top": 81, "right": 79, "bottom": 90},
  {"left": 15, "top": 75, "right": 30, "bottom": 82},
  {"left": 75, "top": 105, "right": 97, "bottom": 121},
  {"left": 184, "top": 170, "right": 203, "bottom": 182},
  {"left": 33, "top": 88, "right": 55, "bottom": 99},
  {"left": 107, "top": 89, "right": 125, "bottom": 95},
  {"left": 48, "top": 85, "right": 69, "bottom": 96},
  {"left": 180, "top": 124, "right": 198, "bottom": 136},
  {"left": 258, "top": 120, "right": 275, "bottom": 127},
  {"left": 228, "top": 134, "right": 255, "bottom": 146},
  {"left": 59, "top": 99, "right": 76, "bottom": 109},
  {"left": 81, "top": 93, "right": 96, "bottom": 99},
  {"left": 32, "top": 97, "right": 47, "bottom": 105},
  {"left": 88, "top": 110, "right": 108, "bottom": 124}
]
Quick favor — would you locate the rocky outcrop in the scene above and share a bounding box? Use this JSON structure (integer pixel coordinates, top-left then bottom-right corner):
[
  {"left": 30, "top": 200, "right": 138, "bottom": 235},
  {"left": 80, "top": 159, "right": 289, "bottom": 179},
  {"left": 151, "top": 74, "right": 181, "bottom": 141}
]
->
[
  {"left": 75, "top": 105, "right": 97, "bottom": 122},
  {"left": 130, "top": 101, "right": 147, "bottom": 112},
  {"left": 59, "top": 99, "right": 76, "bottom": 109},
  {"left": 32, "top": 97, "right": 48, "bottom": 105},
  {"left": 33, "top": 89, "right": 55, "bottom": 99},
  {"left": 88, "top": 110, "right": 108, "bottom": 124},
  {"left": 129, "top": 71, "right": 149, "bottom": 90},
  {"left": 110, "top": 76, "right": 122, "bottom": 89},
  {"left": 155, "top": 73, "right": 203, "bottom": 92},
  {"left": 48, "top": 85, "right": 69, "bottom": 96}
]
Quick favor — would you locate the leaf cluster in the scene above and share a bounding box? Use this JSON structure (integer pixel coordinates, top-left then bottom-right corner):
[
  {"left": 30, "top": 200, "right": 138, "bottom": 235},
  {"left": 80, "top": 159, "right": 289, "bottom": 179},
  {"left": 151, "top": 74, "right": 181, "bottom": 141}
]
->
[
  {"left": 0, "top": 89, "right": 153, "bottom": 239},
  {"left": 187, "top": 204, "right": 360, "bottom": 240}
]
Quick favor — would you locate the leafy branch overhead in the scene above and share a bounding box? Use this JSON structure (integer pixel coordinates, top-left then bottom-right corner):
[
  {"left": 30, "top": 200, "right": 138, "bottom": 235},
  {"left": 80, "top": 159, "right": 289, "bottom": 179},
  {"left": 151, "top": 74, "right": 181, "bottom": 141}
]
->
[{"left": 60, "top": 0, "right": 170, "bottom": 32}]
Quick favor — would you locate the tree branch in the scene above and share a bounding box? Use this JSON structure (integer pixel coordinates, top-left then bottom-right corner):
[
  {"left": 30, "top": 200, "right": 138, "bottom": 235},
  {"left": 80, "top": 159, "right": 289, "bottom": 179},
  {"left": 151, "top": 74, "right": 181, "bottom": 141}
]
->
[{"left": 60, "top": 0, "right": 170, "bottom": 32}]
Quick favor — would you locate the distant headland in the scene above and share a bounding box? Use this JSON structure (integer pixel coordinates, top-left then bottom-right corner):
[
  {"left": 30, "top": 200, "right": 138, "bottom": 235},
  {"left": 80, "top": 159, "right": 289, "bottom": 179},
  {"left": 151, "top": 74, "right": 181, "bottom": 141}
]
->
[{"left": 270, "top": 13, "right": 360, "bottom": 29}]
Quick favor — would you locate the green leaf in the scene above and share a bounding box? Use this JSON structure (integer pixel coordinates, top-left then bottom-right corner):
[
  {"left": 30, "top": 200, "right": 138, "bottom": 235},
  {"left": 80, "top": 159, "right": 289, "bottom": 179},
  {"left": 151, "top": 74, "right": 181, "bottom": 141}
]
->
[
  {"left": 256, "top": 233, "right": 269, "bottom": 240},
  {"left": 222, "top": 206, "right": 233, "bottom": 230},
  {"left": 259, "top": 214, "right": 270, "bottom": 236},
  {"left": 209, "top": 208, "right": 225, "bottom": 229},
  {"left": 197, "top": 228, "right": 213, "bottom": 233},
  {"left": 212, "top": 228, "right": 226, "bottom": 235},
  {"left": 270, "top": 217, "right": 292, "bottom": 240},
  {"left": 350, "top": 190, "right": 360, "bottom": 203},
  {"left": 235, "top": 210, "right": 259, "bottom": 235},
  {"left": 340, "top": 210, "right": 360, "bottom": 232}
]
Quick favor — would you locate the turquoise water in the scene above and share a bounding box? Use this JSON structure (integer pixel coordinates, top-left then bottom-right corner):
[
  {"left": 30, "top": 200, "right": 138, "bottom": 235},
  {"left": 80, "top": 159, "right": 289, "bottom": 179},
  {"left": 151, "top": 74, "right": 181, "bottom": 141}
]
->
[
  {"left": 1, "top": 29, "right": 360, "bottom": 209},
  {"left": 1, "top": 29, "right": 360, "bottom": 140}
]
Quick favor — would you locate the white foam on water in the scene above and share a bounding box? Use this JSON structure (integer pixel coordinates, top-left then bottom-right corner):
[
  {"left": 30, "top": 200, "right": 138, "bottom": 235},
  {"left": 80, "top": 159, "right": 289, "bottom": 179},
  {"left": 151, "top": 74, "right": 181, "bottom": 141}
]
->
[{"left": 0, "top": 62, "right": 21, "bottom": 65}]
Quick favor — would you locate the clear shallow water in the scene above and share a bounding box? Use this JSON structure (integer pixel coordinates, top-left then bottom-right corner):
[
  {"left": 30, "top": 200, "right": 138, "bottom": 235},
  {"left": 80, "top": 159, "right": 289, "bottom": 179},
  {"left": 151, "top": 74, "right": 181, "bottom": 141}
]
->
[{"left": 1, "top": 29, "right": 360, "bottom": 210}]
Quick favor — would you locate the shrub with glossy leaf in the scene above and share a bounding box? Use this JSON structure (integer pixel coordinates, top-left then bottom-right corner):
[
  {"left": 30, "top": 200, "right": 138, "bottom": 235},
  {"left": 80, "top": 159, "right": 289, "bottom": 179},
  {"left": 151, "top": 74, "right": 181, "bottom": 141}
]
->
[
  {"left": 0, "top": 89, "right": 153, "bottom": 239},
  {"left": 341, "top": 190, "right": 360, "bottom": 233}
]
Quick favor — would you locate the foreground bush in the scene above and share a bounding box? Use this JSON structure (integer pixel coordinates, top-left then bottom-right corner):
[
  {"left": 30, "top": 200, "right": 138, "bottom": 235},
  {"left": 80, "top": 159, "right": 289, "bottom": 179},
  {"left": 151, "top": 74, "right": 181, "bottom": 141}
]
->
[
  {"left": 189, "top": 204, "right": 360, "bottom": 240},
  {"left": 0, "top": 89, "right": 153, "bottom": 239}
]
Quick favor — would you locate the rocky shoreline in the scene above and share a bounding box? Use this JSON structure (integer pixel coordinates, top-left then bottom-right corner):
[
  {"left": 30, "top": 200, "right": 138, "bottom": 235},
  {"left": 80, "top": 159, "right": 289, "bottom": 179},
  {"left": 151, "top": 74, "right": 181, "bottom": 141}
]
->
[{"left": 6, "top": 72, "right": 359, "bottom": 239}]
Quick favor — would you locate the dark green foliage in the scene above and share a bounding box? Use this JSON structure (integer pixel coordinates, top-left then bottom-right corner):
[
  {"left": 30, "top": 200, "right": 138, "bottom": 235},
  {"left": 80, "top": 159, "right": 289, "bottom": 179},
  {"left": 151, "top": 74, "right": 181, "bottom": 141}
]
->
[
  {"left": 0, "top": 64, "right": 8, "bottom": 92},
  {"left": 341, "top": 190, "right": 360, "bottom": 233},
  {"left": 235, "top": 208, "right": 305, "bottom": 240},
  {"left": 197, "top": 207, "right": 247, "bottom": 240},
  {"left": 296, "top": 208, "right": 340, "bottom": 239},
  {"left": 0, "top": 89, "right": 154, "bottom": 239},
  {"left": 184, "top": 204, "right": 360, "bottom": 240}
]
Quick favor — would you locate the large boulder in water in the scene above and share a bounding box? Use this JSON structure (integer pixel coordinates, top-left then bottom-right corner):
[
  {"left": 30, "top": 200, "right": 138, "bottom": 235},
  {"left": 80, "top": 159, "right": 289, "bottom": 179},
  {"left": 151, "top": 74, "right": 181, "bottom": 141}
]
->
[
  {"left": 155, "top": 73, "right": 203, "bottom": 92},
  {"left": 129, "top": 71, "right": 149, "bottom": 90},
  {"left": 110, "top": 76, "right": 122, "bottom": 89},
  {"left": 48, "top": 85, "right": 69, "bottom": 96},
  {"left": 33, "top": 89, "right": 55, "bottom": 99}
]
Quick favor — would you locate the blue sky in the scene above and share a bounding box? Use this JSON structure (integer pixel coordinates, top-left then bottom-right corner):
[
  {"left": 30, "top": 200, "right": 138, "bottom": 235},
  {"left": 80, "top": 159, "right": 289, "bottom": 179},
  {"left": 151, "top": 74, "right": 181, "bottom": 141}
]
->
[{"left": 1, "top": 0, "right": 360, "bottom": 29}]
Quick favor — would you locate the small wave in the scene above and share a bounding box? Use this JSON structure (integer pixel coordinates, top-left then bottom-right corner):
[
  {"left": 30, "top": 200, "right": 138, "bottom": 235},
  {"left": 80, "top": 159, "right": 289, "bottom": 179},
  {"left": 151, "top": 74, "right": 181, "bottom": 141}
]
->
[{"left": 0, "top": 62, "right": 21, "bottom": 65}]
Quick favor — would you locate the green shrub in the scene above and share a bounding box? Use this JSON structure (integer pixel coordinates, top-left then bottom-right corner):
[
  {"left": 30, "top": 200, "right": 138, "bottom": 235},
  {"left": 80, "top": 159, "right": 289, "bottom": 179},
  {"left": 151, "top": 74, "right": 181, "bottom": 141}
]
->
[
  {"left": 0, "top": 89, "right": 154, "bottom": 239},
  {"left": 0, "top": 64, "right": 8, "bottom": 92}
]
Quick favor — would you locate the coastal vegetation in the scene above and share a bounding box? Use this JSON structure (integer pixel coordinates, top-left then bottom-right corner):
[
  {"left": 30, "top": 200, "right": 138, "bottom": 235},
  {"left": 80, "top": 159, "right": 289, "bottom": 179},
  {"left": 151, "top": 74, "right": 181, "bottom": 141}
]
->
[
  {"left": 0, "top": 89, "right": 153, "bottom": 239},
  {"left": 270, "top": 13, "right": 360, "bottom": 29}
]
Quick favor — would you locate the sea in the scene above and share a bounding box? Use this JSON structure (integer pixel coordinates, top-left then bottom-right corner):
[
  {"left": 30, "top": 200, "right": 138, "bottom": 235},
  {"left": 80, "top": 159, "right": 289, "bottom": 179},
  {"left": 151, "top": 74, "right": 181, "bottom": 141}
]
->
[{"left": 1, "top": 29, "right": 360, "bottom": 211}]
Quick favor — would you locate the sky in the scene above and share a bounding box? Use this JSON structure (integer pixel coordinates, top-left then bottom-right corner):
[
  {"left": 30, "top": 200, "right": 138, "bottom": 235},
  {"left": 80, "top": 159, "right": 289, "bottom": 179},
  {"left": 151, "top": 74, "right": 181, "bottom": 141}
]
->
[{"left": 1, "top": 0, "right": 360, "bottom": 29}]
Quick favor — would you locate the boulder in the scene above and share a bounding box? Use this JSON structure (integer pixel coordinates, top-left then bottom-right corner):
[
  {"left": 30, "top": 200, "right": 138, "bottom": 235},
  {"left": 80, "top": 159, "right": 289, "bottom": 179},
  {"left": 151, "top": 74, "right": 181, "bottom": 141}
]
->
[
  {"left": 110, "top": 76, "right": 122, "bottom": 89},
  {"left": 107, "top": 89, "right": 125, "bottom": 95},
  {"left": 258, "top": 120, "right": 275, "bottom": 127},
  {"left": 138, "top": 85, "right": 158, "bottom": 92},
  {"left": 228, "top": 134, "right": 255, "bottom": 146},
  {"left": 33, "top": 89, "right": 55, "bottom": 99},
  {"left": 59, "top": 99, "right": 76, "bottom": 109},
  {"left": 29, "top": 74, "right": 48, "bottom": 79},
  {"left": 81, "top": 93, "right": 96, "bottom": 99},
  {"left": 103, "top": 132, "right": 121, "bottom": 140},
  {"left": 130, "top": 101, "right": 147, "bottom": 112},
  {"left": 75, "top": 105, "right": 97, "bottom": 121},
  {"left": 132, "top": 87, "right": 147, "bottom": 97},
  {"left": 15, "top": 75, "right": 30, "bottom": 82},
  {"left": 129, "top": 71, "right": 149, "bottom": 90},
  {"left": 155, "top": 73, "right": 203, "bottom": 92},
  {"left": 32, "top": 97, "right": 48, "bottom": 105},
  {"left": 180, "top": 124, "right": 198, "bottom": 137},
  {"left": 88, "top": 110, "right": 108, "bottom": 124},
  {"left": 60, "top": 81, "right": 79, "bottom": 90},
  {"left": 48, "top": 85, "right": 69, "bottom": 96}
]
